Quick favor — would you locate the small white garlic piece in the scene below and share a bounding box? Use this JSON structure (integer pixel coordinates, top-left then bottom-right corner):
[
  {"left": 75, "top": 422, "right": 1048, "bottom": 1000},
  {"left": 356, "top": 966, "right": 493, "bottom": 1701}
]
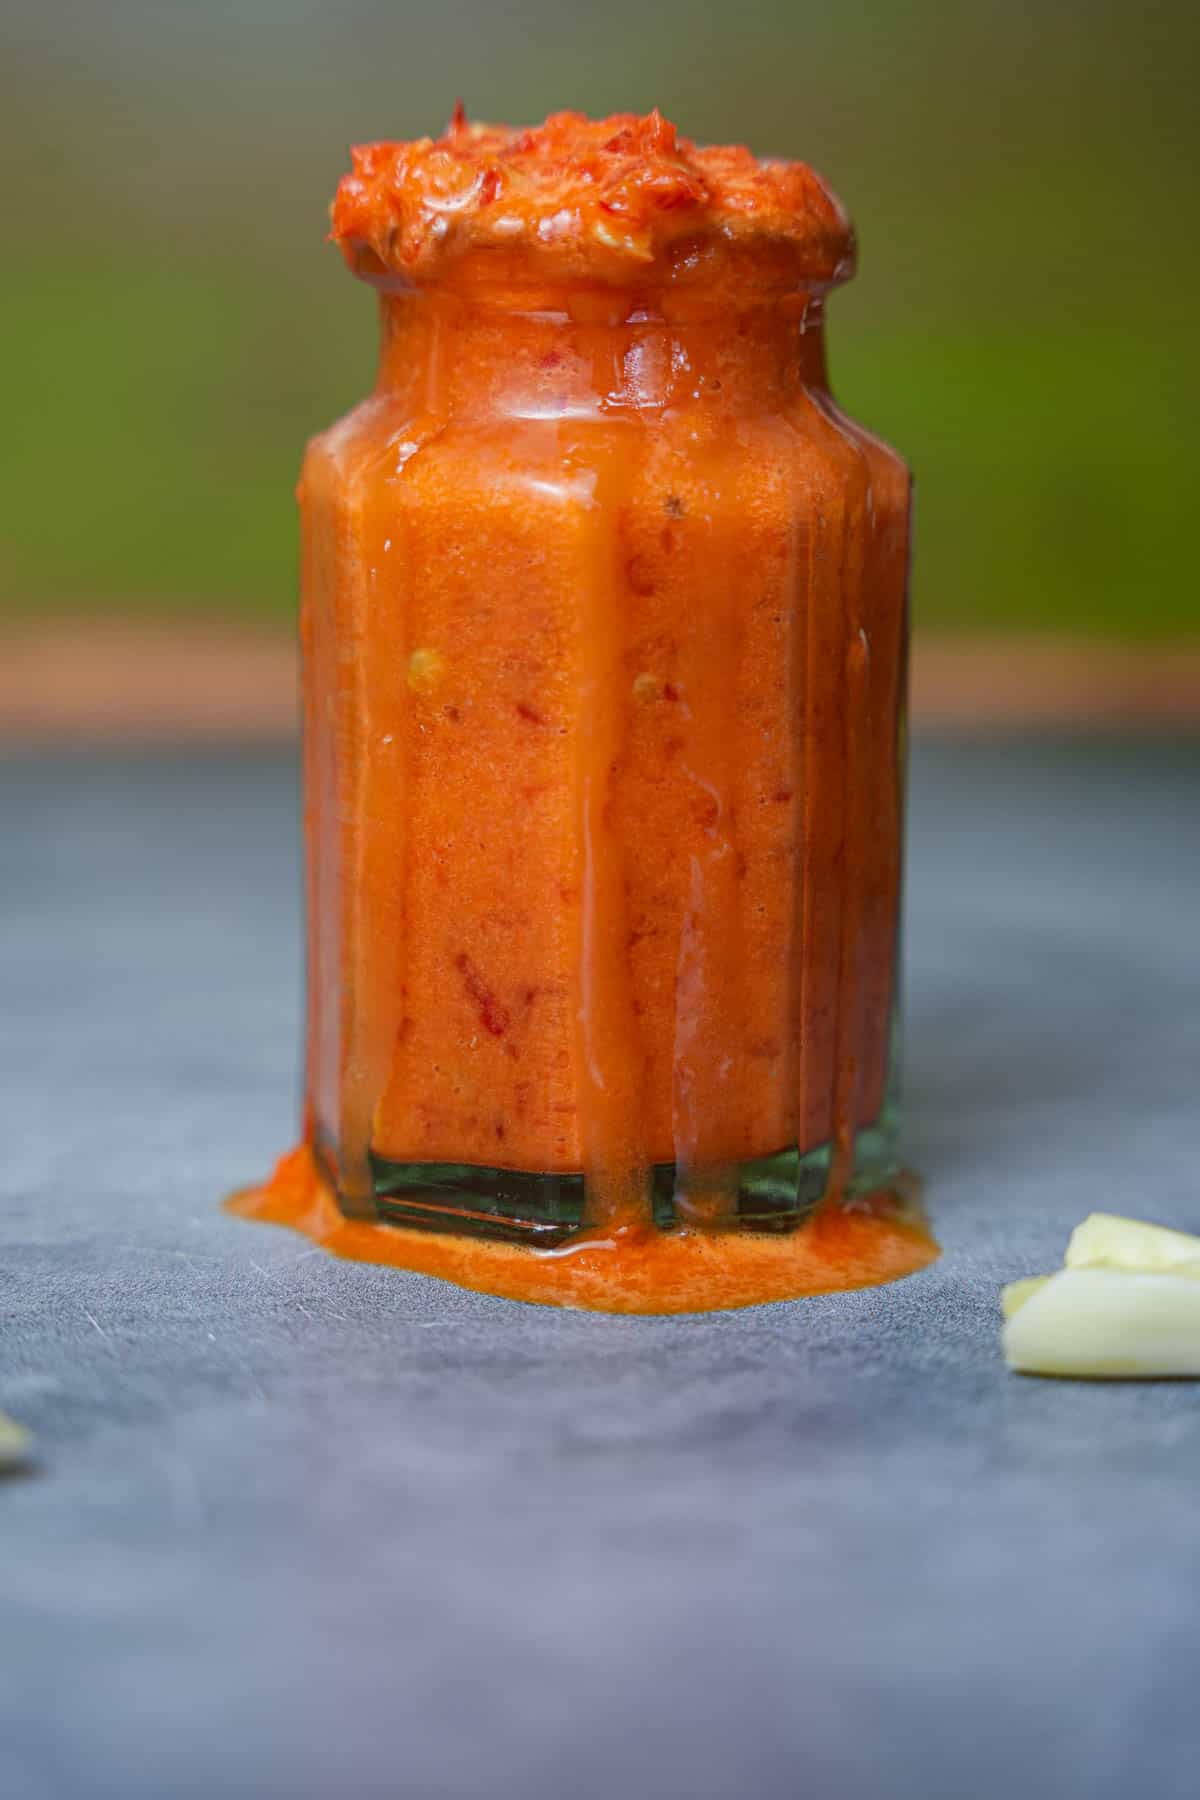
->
[
  {"left": 1003, "top": 1267, "right": 1200, "bottom": 1378},
  {"left": 0, "top": 1411, "right": 32, "bottom": 1471},
  {"left": 1065, "top": 1211, "right": 1200, "bottom": 1274}
]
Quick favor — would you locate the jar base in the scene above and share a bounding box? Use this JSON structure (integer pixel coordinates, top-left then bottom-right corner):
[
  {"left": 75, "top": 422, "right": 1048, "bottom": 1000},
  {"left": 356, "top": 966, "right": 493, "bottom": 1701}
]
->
[
  {"left": 320, "top": 1110, "right": 904, "bottom": 1247},
  {"left": 228, "top": 1145, "right": 935, "bottom": 1314},
  {"left": 358, "top": 1143, "right": 837, "bottom": 1247}
]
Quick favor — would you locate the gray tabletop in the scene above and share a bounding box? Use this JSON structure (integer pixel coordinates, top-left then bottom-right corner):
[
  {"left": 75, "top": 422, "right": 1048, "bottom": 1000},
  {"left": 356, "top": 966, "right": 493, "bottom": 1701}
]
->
[{"left": 3, "top": 737, "right": 1199, "bottom": 1800}]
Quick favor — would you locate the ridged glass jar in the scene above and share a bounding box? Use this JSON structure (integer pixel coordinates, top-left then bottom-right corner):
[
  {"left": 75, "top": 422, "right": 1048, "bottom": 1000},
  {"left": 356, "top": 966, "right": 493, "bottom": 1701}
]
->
[{"left": 300, "top": 262, "right": 910, "bottom": 1247}]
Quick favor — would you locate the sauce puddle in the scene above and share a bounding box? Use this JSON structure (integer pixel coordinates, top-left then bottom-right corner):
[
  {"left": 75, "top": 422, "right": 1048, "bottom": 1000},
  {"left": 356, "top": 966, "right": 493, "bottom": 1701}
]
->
[{"left": 228, "top": 1145, "right": 937, "bottom": 1315}]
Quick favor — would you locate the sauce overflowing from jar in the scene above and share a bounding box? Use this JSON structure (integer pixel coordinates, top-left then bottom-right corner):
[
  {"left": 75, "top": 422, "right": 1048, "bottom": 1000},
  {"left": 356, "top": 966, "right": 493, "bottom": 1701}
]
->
[{"left": 231, "top": 110, "right": 935, "bottom": 1311}]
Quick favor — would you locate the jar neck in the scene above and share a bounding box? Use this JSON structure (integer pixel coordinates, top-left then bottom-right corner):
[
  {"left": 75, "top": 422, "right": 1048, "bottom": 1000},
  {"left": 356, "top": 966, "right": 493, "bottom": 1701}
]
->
[{"left": 374, "top": 288, "right": 829, "bottom": 419}]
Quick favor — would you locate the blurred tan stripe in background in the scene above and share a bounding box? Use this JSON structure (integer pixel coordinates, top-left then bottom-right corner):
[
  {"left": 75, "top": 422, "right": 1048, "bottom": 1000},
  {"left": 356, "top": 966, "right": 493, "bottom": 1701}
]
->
[{"left": 2, "top": 623, "right": 1199, "bottom": 742}]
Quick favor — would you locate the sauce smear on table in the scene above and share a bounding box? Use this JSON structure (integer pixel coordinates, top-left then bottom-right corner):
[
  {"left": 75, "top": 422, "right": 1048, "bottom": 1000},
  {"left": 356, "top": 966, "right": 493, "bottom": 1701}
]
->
[{"left": 230, "top": 1148, "right": 934, "bottom": 1315}]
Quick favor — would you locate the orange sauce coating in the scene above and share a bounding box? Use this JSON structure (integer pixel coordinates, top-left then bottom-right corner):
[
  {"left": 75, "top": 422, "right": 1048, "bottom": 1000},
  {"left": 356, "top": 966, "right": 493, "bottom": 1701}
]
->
[
  {"left": 301, "top": 295, "right": 908, "bottom": 1182},
  {"left": 232, "top": 111, "right": 930, "bottom": 1310}
]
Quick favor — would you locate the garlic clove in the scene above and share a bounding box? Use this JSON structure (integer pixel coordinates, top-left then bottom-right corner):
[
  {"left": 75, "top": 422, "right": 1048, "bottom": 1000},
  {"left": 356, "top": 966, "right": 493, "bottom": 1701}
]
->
[
  {"left": 0, "top": 1411, "right": 32, "bottom": 1471},
  {"left": 1065, "top": 1212, "right": 1200, "bottom": 1274},
  {"left": 1003, "top": 1267, "right": 1200, "bottom": 1378}
]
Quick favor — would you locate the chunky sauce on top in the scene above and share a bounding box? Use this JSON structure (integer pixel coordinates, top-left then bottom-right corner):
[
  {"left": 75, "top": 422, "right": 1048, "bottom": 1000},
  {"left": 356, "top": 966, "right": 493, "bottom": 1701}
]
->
[{"left": 331, "top": 106, "right": 854, "bottom": 285}]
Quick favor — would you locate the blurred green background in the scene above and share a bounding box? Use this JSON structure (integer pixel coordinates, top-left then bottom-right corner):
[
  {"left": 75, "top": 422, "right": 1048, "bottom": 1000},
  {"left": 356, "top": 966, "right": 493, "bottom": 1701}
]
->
[{"left": 3, "top": 0, "right": 1197, "bottom": 638}]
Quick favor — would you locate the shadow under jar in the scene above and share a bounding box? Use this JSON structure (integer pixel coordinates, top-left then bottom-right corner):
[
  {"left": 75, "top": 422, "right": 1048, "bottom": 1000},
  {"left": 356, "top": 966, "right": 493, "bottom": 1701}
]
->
[{"left": 300, "top": 111, "right": 913, "bottom": 1259}]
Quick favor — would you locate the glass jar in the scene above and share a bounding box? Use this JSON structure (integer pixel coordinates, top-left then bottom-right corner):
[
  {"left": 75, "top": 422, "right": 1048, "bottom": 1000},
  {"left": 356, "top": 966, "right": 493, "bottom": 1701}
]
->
[{"left": 247, "top": 112, "right": 928, "bottom": 1308}]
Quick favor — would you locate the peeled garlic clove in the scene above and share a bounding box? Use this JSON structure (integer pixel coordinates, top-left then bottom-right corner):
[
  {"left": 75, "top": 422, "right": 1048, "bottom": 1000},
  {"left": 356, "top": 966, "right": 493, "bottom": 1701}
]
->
[
  {"left": 1065, "top": 1212, "right": 1200, "bottom": 1273},
  {"left": 0, "top": 1411, "right": 32, "bottom": 1471},
  {"left": 1000, "top": 1274, "right": 1052, "bottom": 1319},
  {"left": 1003, "top": 1267, "right": 1200, "bottom": 1378}
]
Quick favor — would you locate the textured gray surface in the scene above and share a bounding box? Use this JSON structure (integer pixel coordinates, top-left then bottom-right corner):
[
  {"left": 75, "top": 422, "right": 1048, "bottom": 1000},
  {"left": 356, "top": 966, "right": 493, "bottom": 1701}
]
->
[{"left": 3, "top": 737, "right": 1200, "bottom": 1800}]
